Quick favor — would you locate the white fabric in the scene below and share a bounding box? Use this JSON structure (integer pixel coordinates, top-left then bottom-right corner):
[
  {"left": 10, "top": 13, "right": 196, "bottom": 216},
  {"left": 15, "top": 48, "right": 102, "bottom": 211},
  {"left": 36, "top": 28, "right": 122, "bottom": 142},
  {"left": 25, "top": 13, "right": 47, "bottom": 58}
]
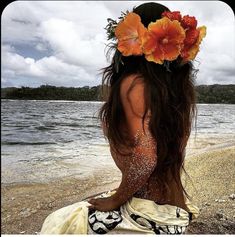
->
[{"left": 40, "top": 190, "right": 199, "bottom": 235}]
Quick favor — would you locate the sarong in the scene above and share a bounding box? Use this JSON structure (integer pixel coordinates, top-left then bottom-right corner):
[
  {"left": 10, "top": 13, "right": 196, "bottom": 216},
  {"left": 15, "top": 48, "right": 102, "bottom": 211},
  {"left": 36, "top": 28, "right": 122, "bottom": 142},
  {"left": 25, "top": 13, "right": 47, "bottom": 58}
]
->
[{"left": 40, "top": 190, "right": 199, "bottom": 234}]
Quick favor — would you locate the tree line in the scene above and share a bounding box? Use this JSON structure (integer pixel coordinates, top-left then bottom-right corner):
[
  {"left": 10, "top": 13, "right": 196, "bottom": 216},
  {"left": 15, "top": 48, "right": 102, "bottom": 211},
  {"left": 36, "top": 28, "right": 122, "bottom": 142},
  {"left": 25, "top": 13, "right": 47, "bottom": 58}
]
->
[
  {"left": 1, "top": 84, "right": 235, "bottom": 103},
  {"left": 1, "top": 85, "right": 102, "bottom": 101}
]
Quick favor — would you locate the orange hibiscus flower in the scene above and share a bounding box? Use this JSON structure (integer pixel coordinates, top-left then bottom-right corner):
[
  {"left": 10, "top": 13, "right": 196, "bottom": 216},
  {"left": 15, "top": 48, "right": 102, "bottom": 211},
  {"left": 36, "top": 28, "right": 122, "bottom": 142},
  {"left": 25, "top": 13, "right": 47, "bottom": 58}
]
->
[
  {"left": 181, "top": 26, "right": 206, "bottom": 62},
  {"left": 115, "top": 12, "right": 147, "bottom": 56},
  {"left": 143, "top": 17, "right": 185, "bottom": 64}
]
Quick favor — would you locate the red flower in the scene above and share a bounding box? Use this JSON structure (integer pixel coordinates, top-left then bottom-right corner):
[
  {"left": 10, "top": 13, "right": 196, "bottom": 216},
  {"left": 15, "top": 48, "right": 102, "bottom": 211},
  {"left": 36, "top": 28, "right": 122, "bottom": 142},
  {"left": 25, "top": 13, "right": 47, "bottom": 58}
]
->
[
  {"left": 181, "top": 15, "right": 197, "bottom": 29},
  {"left": 184, "top": 29, "right": 199, "bottom": 46},
  {"left": 181, "top": 26, "right": 207, "bottom": 62},
  {"left": 162, "top": 11, "right": 182, "bottom": 22}
]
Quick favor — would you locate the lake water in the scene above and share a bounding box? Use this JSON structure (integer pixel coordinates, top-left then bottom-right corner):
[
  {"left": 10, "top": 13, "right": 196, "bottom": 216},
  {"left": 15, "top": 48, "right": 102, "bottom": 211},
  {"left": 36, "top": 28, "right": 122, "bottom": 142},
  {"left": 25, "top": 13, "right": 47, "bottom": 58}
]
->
[{"left": 1, "top": 100, "right": 235, "bottom": 184}]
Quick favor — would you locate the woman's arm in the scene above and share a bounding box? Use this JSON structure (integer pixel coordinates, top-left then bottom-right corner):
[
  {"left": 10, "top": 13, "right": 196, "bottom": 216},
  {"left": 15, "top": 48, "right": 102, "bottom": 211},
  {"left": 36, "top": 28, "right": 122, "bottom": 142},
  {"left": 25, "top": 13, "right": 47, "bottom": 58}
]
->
[
  {"left": 88, "top": 131, "right": 157, "bottom": 211},
  {"left": 88, "top": 75, "right": 157, "bottom": 211}
]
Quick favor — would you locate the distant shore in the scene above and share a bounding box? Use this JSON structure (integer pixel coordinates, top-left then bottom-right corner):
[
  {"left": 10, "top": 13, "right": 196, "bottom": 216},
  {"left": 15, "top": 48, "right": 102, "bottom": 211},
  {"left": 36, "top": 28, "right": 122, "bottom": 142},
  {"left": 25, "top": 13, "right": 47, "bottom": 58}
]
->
[
  {"left": 2, "top": 84, "right": 235, "bottom": 103},
  {"left": 2, "top": 143, "right": 235, "bottom": 234}
]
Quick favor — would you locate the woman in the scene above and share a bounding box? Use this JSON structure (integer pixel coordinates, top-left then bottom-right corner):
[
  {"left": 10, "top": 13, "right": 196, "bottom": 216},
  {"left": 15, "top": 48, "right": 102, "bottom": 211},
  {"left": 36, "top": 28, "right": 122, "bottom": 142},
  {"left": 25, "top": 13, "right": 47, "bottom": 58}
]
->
[{"left": 40, "top": 2, "right": 206, "bottom": 234}]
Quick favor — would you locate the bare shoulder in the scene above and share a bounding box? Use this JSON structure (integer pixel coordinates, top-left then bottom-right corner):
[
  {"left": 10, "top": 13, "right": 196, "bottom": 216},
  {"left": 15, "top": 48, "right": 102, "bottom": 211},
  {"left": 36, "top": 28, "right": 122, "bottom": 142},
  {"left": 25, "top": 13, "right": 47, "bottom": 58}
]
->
[
  {"left": 120, "top": 74, "right": 145, "bottom": 97},
  {"left": 120, "top": 74, "right": 146, "bottom": 118}
]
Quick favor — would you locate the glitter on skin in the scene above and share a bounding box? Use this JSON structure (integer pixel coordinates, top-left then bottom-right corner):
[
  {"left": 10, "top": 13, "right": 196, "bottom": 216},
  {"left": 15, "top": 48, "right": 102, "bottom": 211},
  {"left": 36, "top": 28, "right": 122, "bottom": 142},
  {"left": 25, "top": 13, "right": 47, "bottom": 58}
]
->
[{"left": 125, "top": 128, "right": 158, "bottom": 196}]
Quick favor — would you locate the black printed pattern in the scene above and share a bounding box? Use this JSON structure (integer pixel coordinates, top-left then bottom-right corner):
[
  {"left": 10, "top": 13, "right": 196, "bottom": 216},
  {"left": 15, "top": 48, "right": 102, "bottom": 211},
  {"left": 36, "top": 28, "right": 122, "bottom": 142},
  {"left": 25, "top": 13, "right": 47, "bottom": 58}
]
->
[
  {"left": 88, "top": 208, "right": 123, "bottom": 234},
  {"left": 130, "top": 213, "right": 186, "bottom": 234}
]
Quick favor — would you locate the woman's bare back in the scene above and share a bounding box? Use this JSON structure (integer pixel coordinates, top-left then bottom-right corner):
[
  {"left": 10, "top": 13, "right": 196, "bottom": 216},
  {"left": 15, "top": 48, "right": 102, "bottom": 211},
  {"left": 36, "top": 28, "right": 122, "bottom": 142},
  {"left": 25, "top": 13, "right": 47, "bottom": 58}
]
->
[
  {"left": 108, "top": 74, "right": 190, "bottom": 212},
  {"left": 110, "top": 133, "right": 190, "bottom": 212}
]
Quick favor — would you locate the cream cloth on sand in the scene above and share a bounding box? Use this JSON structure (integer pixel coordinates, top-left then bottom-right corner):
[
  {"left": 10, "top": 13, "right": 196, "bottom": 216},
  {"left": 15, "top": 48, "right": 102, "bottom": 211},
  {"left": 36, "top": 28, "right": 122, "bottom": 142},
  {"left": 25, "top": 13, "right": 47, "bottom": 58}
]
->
[{"left": 40, "top": 190, "right": 199, "bottom": 234}]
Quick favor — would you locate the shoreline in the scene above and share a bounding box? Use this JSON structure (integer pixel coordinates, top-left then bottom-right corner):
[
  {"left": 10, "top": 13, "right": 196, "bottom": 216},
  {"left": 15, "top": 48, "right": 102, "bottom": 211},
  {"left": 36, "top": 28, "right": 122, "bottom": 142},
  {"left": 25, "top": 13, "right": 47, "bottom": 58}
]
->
[
  {"left": 1, "top": 98, "right": 235, "bottom": 105},
  {"left": 2, "top": 132, "right": 235, "bottom": 185},
  {"left": 2, "top": 145, "right": 235, "bottom": 234}
]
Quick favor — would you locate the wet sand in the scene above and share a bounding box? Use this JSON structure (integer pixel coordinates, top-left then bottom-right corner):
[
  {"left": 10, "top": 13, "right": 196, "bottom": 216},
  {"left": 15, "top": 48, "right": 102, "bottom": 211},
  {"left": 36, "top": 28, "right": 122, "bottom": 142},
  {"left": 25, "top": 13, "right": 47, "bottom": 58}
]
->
[{"left": 1, "top": 144, "right": 235, "bottom": 234}]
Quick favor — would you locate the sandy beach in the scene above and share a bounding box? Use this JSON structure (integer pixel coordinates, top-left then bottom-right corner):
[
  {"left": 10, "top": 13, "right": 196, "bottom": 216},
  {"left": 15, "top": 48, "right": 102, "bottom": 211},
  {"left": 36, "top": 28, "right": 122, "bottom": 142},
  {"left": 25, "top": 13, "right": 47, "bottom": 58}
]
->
[
  {"left": 1, "top": 143, "right": 235, "bottom": 234},
  {"left": 183, "top": 145, "right": 235, "bottom": 234}
]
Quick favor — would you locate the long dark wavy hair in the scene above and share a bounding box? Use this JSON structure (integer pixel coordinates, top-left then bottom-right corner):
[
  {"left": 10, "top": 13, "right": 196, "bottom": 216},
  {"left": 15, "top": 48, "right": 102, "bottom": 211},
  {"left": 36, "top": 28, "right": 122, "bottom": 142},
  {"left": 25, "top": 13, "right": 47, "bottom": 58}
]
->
[{"left": 99, "top": 2, "right": 197, "bottom": 201}]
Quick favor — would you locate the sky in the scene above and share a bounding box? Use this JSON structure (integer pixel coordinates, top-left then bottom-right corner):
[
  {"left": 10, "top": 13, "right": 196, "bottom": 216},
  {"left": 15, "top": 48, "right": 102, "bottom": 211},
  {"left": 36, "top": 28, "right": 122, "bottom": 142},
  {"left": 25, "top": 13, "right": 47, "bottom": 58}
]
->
[{"left": 1, "top": 1, "right": 235, "bottom": 88}]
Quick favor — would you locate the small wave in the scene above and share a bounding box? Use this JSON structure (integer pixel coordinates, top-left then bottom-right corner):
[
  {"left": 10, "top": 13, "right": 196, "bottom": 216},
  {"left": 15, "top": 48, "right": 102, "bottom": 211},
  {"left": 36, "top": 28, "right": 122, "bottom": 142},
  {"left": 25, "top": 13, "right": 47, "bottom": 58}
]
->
[
  {"left": 69, "top": 118, "right": 84, "bottom": 121},
  {"left": 216, "top": 121, "right": 232, "bottom": 124},
  {"left": 67, "top": 123, "right": 83, "bottom": 127},
  {"left": 47, "top": 100, "right": 78, "bottom": 103},
  {"left": 197, "top": 126, "right": 213, "bottom": 129},
  {"left": 82, "top": 116, "right": 96, "bottom": 119},
  {"left": 1, "top": 141, "right": 57, "bottom": 145},
  {"left": 85, "top": 124, "right": 101, "bottom": 128},
  {"left": 42, "top": 122, "right": 83, "bottom": 128},
  {"left": 56, "top": 123, "right": 100, "bottom": 128},
  {"left": 18, "top": 159, "right": 30, "bottom": 162},
  {"left": 29, "top": 114, "right": 44, "bottom": 117},
  {"left": 3, "top": 124, "right": 28, "bottom": 128},
  {"left": 35, "top": 126, "right": 57, "bottom": 131},
  {"left": 198, "top": 114, "right": 212, "bottom": 117}
]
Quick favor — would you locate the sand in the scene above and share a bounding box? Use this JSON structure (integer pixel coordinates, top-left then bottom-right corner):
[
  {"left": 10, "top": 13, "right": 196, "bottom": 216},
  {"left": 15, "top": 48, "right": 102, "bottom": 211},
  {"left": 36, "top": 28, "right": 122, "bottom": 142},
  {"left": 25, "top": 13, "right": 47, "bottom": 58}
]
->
[
  {"left": 183, "top": 146, "right": 235, "bottom": 234},
  {"left": 1, "top": 145, "right": 235, "bottom": 234}
]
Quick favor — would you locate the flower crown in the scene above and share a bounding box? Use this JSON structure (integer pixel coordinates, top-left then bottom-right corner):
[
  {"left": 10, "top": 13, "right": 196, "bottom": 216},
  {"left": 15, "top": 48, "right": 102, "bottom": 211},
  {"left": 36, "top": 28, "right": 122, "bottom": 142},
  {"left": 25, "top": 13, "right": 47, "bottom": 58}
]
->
[{"left": 105, "top": 10, "right": 206, "bottom": 70}]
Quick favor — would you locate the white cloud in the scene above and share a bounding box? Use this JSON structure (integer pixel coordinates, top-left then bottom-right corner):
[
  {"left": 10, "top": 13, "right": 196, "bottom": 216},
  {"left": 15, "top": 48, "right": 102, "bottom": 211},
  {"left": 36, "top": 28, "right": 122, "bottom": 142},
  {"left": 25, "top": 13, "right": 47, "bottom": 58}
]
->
[
  {"left": 2, "top": 45, "right": 97, "bottom": 87},
  {"left": 1, "top": 1, "right": 235, "bottom": 87},
  {"left": 38, "top": 18, "right": 106, "bottom": 68}
]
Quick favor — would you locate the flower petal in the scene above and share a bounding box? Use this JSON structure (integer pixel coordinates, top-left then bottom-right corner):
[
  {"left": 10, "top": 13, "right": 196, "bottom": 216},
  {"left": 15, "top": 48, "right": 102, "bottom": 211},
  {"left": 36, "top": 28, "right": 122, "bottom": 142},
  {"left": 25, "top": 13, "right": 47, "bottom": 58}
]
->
[
  {"left": 197, "top": 26, "right": 207, "bottom": 44},
  {"left": 181, "top": 26, "right": 207, "bottom": 61},
  {"left": 184, "top": 29, "right": 200, "bottom": 46},
  {"left": 143, "top": 17, "right": 185, "bottom": 64},
  {"left": 145, "top": 44, "right": 164, "bottom": 64},
  {"left": 115, "top": 12, "right": 147, "bottom": 56},
  {"left": 162, "top": 43, "right": 182, "bottom": 61},
  {"left": 181, "top": 15, "right": 197, "bottom": 29},
  {"left": 115, "top": 13, "right": 140, "bottom": 40},
  {"left": 162, "top": 11, "right": 182, "bottom": 22}
]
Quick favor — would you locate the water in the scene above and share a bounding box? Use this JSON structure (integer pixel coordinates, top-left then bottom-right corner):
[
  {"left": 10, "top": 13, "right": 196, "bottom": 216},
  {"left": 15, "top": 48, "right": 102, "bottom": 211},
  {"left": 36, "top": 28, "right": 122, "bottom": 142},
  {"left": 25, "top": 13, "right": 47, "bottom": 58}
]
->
[{"left": 1, "top": 100, "right": 235, "bottom": 184}]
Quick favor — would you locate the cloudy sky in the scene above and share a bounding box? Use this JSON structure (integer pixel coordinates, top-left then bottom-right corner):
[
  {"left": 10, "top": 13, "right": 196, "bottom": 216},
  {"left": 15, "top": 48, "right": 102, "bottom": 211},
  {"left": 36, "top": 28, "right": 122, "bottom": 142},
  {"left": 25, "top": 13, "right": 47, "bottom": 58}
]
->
[{"left": 1, "top": 1, "right": 235, "bottom": 88}]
